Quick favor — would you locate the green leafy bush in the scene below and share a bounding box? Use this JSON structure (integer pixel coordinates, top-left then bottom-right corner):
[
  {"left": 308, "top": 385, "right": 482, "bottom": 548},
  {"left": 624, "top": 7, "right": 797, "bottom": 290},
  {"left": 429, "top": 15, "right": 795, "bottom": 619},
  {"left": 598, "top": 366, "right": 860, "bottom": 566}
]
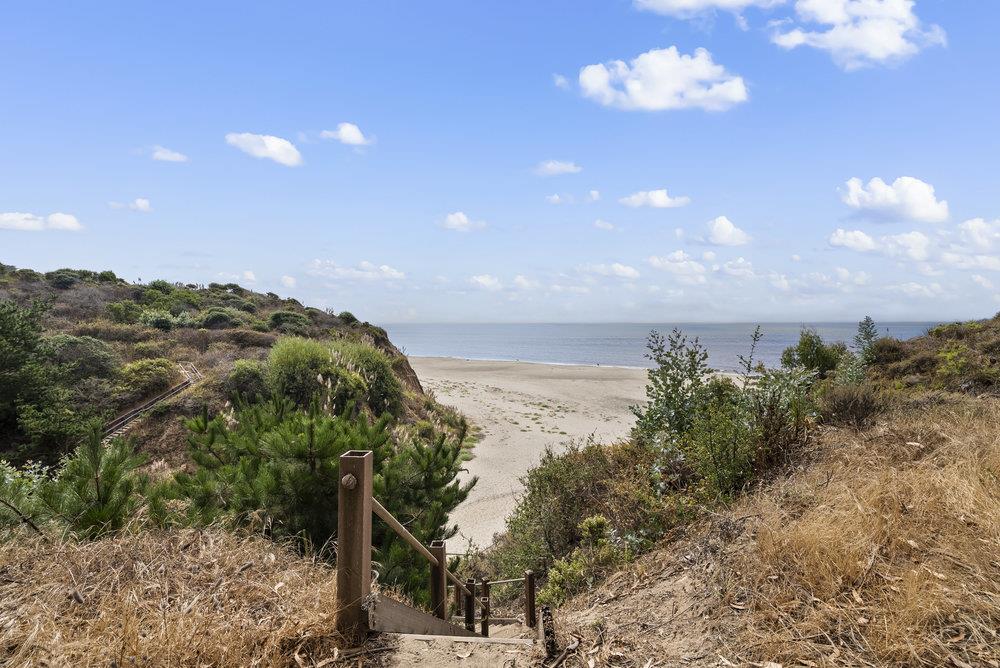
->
[
  {"left": 224, "top": 359, "right": 269, "bottom": 403},
  {"left": 537, "top": 515, "right": 630, "bottom": 606},
  {"left": 631, "top": 329, "right": 712, "bottom": 448},
  {"left": 267, "top": 337, "right": 331, "bottom": 405},
  {"left": 139, "top": 309, "right": 175, "bottom": 331},
  {"left": 329, "top": 339, "right": 403, "bottom": 415},
  {"left": 154, "top": 399, "right": 474, "bottom": 603},
  {"left": 268, "top": 310, "right": 311, "bottom": 334},
  {"left": 117, "top": 358, "right": 176, "bottom": 401},
  {"left": 46, "top": 334, "right": 120, "bottom": 381},
  {"left": 106, "top": 300, "right": 142, "bottom": 324},
  {"left": 870, "top": 337, "right": 907, "bottom": 367},
  {"left": 781, "top": 328, "right": 846, "bottom": 378},
  {"left": 200, "top": 307, "right": 243, "bottom": 329},
  {"left": 46, "top": 270, "right": 79, "bottom": 290}
]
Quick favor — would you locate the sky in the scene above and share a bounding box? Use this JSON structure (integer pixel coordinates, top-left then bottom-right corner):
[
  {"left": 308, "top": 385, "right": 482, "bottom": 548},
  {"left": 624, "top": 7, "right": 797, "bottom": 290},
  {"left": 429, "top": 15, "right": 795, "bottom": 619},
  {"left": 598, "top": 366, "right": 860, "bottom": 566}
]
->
[{"left": 1, "top": 0, "right": 997, "bottom": 324}]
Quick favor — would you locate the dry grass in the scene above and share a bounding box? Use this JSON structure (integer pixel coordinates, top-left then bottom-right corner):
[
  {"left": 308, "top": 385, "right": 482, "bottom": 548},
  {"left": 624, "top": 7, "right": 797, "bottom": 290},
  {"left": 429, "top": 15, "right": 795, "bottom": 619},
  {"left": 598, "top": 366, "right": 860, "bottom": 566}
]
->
[
  {"left": 0, "top": 528, "right": 343, "bottom": 667},
  {"left": 722, "top": 396, "right": 1000, "bottom": 666}
]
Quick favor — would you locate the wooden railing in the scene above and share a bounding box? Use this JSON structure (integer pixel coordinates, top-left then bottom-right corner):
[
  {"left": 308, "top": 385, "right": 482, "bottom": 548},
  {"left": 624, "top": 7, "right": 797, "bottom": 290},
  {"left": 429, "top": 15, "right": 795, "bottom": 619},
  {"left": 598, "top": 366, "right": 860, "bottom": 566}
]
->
[{"left": 334, "top": 450, "right": 537, "bottom": 642}]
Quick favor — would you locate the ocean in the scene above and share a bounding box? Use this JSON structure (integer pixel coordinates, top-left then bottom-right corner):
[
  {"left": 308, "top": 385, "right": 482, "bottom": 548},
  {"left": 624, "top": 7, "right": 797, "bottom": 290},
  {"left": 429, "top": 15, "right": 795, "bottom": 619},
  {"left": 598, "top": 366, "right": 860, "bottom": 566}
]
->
[{"left": 381, "top": 322, "right": 938, "bottom": 372}]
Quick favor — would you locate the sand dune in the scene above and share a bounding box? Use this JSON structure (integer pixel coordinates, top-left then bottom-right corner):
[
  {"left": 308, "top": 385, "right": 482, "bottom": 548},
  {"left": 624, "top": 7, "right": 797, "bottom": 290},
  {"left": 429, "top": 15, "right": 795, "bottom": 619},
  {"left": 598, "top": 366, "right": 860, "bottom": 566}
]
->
[{"left": 408, "top": 356, "right": 648, "bottom": 550}]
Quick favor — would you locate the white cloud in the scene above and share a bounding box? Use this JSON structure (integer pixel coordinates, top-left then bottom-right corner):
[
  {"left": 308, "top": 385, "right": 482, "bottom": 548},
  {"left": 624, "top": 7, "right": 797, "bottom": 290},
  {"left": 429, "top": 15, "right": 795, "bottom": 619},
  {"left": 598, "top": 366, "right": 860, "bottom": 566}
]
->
[
  {"left": 280, "top": 275, "right": 297, "bottom": 288},
  {"left": 242, "top": 270, "right": 257, "bottom": 282},
  {"left": 829, "top": 228, "right": 877, "bottom": 251},
  {"left": 972, "top": 274, "right": 994, "bottom": 290},
  {"left": 842, "top": 176, "right": 948, "bottom": 223},
  {"left": 0, "top": 211, "right": 82, "bottom": 232},
  {"left": 553, "top": 73, "right": 570, "bottom": 89},
  {"left": 791, "top": 253, "right": 802, "bottom": 261},
  {"left": 545, "top": 194, "right": 565, "bottom": 205},
  {"left": 535, "top": 160, "right": 582, "bottom": 176},
  {"left": 648, "top": 250, "right": 707, "bottom": 283},
  {"left": 769, "top": 272, "right": 791, "bottom": 291},
  {"left": 470, "top": 274, "right": 502, "bottom": 291},
  {"left": 513, "top": 275, "right": 540, "bottom": 290},
  {"left": 225, "top": 132, "right": 302, "bottom": 166},
  {"left": 588, "top": 190, "right": 601, "bottom": 202},
  {"left": 152, "top": 145, "right": 188, "bottom": 162},
  {"left": 109, "top": 198, "right": 153, "bottom": 212},
  {"left": 619, "top": 188, "right": 691, "bottom": 208},
  {"left": 593, "top": 219, "right": 616, "bottom": 231},
  {"left": 702, "top": 251, "right": 717, "bottom": 261},
  {"left": 957, "top": 218, "right": 1000, "bottom": 251},
  {"left": 706, "top": 216, "right": 751, "bottom": 246},
  {"left": 307, "top": 259, "right": 405, "bottom": 281},
  {"left": 582, "top": 263, "right": 641, "bottom": 280},
  {"left": 772, "top": 0, "right": 946, "bottom": 70},
  {"left": 722, "top": 257, "right": 755, "bottom": 277},
  {"left": 579, "top": 46, "right": 748, "bottom": 112},
  {"left": 320, "top": 122, "right": 373, "bottom": 146},
  {"left": 635, "top": 0, "right": 785, "bottom": 17},
  {"left": 892, "top": 281, "right": 943, "bottom": 298},
  {"left": 442, "top": 211, "right": 487, "bottom": 232},
  {"left": 882, "top": 230, "right": 931, "bottom": 261}
]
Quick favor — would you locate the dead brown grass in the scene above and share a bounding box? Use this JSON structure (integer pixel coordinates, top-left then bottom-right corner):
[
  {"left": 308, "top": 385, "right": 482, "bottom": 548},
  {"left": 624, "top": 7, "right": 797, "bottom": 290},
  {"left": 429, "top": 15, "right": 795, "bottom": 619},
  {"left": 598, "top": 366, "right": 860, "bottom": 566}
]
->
[
  {"left": 0, "top": 528, "right": 342, "bottom": 667},
  {"left": 722, "top": 396, "right": 1000, "bottom": 666}
]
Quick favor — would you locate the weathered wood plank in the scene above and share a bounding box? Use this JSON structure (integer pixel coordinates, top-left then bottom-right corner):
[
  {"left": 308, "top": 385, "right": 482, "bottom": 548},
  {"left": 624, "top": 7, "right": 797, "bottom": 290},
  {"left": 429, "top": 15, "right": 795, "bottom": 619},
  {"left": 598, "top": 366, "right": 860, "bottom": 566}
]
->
[{"left": 370, "top": 595, "right": 481, "bottom": 637}]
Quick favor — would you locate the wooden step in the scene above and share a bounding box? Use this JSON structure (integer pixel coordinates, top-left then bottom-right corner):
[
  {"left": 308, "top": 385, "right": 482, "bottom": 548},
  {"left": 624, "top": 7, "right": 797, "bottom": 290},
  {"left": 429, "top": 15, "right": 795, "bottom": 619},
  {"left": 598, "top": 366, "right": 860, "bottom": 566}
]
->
[
  {"left": 391, "top": 633, "right": 534, "bottom": 647},
  {"left": 369, "top": 595, "right": 481, "bottom": 638}
]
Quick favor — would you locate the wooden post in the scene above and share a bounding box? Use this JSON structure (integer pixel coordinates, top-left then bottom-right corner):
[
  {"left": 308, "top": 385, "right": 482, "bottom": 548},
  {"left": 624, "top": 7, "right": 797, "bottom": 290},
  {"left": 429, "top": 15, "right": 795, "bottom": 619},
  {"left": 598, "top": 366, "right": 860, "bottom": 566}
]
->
[
  {"left": 453, "top": 578, "right": 463, "bottom": 618},
  {"left": 464, "top": 578, "right": 476, "bottom": 632},
  {"left": 335, "top": 450, "right": 373, "bottom": 643},
  {"left": 523, "top": 569, "right": 537, "bottom": 628},
  {"left": 429, "top": 540, "right": 447, "bottom": 620},
  {"left": 480, "top": 580, "right": 491, "bottom": 637}
]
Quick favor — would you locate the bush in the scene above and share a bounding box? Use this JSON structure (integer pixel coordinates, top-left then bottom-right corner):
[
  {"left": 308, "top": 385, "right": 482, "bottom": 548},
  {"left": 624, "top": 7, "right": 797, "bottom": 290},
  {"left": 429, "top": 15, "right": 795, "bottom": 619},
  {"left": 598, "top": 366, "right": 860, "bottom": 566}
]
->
[
  {"left": 329, "top": 339, "right": 403, "bottom": 415},
  {"left": 226, "top": 329, "right": 277, "bottom": 349},
  {"left": 819, "top": 383, "right": 884, "bottom": 430},
  {"left": 268, "top": 310, "right": 311, "bottom": 334},
  {"left": 46, "top": 270, "right": 79, "bottom": 290},
  {"left": 139, "top": 309, "right": 175, "bottom": 331},
  {"left": 156, "top": 399, "right": 473, "bottom": 604},
  {"left": 267, "top": 337, "right": 331, "bottom": 405},
  {"left": 339, "top": 311, "right": 359, "bottom": 325},
  {"left": 97, "top": 270, "right": 118, "bottom": 283},
  {"left": 200, "top": 307, "right": 243, "bottom": 329},
  {"left": 73, "top": 320, "right": 154, "bottom": 343},
  {"left": 117, "top": 358, "right": 176, "bottom": 401},
  {"left": 486, "top": 440, "right": 667, "bottom": 582},
  {"left": 537, "top": 516, "right": 630, "bottom": 607},
  {"left": 46, "top": 334, "right": 120, "bottom": 381},
  {"left": 225, "top": 360, "right": 269, "bottom": 403},
  {"left": 870, "top": 337, "right": 907, "bottom": 366},
  {"left": 781, "top": 328, "right": 846, "bottom": 378},
  {"left": 106, "top": 300, "right": 142, "bottom": 324},
  {"left": 631, "top": 329, "right": 712, "bottom": 448}
]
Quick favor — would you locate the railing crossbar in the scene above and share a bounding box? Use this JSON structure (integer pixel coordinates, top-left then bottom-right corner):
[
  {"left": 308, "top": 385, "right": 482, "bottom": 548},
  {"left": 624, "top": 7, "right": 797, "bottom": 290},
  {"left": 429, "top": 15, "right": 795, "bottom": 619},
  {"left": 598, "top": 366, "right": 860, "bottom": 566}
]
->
[{"left": 371, "top": 498, "right": 439, "bottom": 567}]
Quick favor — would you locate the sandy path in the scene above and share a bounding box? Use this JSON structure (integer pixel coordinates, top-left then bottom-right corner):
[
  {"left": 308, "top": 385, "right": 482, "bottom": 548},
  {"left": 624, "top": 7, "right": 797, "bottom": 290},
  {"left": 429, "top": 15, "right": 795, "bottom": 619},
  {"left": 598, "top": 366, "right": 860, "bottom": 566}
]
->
[{"left": 408, "top": 357, "right": 648, "bottom": 551}]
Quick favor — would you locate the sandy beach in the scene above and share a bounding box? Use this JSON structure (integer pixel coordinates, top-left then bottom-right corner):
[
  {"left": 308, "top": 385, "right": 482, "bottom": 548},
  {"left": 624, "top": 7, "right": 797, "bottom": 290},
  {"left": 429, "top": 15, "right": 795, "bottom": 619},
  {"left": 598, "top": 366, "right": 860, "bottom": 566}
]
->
[{"left": 408, "top": 356, "right": 649, "bottom": 550}]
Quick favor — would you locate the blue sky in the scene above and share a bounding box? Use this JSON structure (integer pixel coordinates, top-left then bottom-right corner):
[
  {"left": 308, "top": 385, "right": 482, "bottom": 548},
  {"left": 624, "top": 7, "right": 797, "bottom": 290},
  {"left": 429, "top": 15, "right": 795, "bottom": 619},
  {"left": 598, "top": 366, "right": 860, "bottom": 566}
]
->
[{"left": 2, "top": 1, "right": 997, "bottom": 323}]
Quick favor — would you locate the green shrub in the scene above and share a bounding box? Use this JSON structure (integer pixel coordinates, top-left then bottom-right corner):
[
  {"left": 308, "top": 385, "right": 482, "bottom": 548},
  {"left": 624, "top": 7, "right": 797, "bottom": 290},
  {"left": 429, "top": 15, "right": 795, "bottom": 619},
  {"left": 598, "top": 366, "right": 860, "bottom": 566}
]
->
[
  {"left": 46, "top": 334, "right": 119, "bottom": 380},
  {"left": 537, "top": 515, "right": 630, "bottom": 607},
  {"left": 936, "top": 343, "right": 973, "bottom": 385},
  {"left": 339, "top": 311, "right": 359, "bottom": 325},
  {"left": 631, "top": 329, "right": 712, "bottom": 448},
  {"left": 870, "top": 337, "right": 907, "bottom": 367},
  {"left": 155, "top": 399, "right": 473, "bottom": 604},
  {"left": 268, "top": 310, "right": 311, "bottom": 334},
  {"left": 106, "top": 300, "right": 142, "bottom": 323},
  {"left": 35, "top": 426, "right": 147, "bottom": 539},
  {"left": 46, "top": 270, "right": 79, "bottom": 289},
  {"left": 225, "top": 360, "right": 269, "bottom": 403},
  {"left": 781, "top": 328, "right": 846, "bottom": 378},
  {"left": 16, "top": 393, "right": 84, "bottom": 456},
  {"left": 267, "top": 337, "right": 331, "bottom": 405},
  {"left": 97, "top": 270, "right": 118, "bottom": 283},
  {"left": 117, "top": 358, "right": 175, "bottom": 400},
  {"left": 226, "top": 329, "right": 277, "bottom": 349},
  {"left": 329, "top": 339, "right": 403, "bottom": 415},
  {"left": 73, "top": 320, "right": 154, "bottom": 343},
  {"left": 146, "top": 279, "right": 174, "bottom": 294},
  {"left": 819, "top": 382, "right": 884, "bottom": 430},
  {"left": 200, "top": 307, "right": 243, "bottom": 329},
  {"left": 139, "top": 309, "right": 175, "bottom": 331}
]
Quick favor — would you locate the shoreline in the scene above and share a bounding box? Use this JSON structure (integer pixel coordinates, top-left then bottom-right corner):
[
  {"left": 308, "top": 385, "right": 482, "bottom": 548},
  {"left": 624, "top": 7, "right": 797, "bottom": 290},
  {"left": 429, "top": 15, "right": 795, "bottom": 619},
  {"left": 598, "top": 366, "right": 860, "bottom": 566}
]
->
[{"left": 409, "top": 354, "right": 650, "bottom": 372}]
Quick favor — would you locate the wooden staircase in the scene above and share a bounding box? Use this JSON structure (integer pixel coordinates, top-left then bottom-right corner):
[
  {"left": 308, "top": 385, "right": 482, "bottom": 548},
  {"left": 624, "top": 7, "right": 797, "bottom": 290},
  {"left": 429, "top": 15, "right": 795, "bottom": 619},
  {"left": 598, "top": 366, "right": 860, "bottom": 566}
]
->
[
  {"left": 335, "top": 451, "right": 542, "bottom": 648},
  {"left": 101, "top": 362, "right": 202, "bottom": 443}
]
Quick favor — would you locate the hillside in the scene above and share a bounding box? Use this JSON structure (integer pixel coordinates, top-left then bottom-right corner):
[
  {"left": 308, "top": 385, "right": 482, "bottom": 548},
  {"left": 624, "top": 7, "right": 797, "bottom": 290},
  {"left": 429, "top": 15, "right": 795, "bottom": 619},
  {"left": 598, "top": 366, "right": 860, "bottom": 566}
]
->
[{"left": 0, "top": 262, "right": 448, "bottom": 465}]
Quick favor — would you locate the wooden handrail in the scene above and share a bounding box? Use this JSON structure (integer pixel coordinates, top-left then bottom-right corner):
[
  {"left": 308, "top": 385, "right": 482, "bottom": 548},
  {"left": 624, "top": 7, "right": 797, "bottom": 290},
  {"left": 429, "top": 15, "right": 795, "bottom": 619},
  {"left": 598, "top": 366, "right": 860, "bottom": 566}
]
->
[
  {"left": 371, "top": 498, "right": 473, "bottom": 598},
  {"left": 372, "top": 498, "right": 439, "bottom": 566}
]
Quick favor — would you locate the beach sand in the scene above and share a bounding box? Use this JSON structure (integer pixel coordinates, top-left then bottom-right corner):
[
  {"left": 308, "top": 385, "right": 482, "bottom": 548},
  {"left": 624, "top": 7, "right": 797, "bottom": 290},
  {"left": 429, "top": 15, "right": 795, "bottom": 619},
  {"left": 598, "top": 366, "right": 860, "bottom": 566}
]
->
[{"left": 408, "top": 356, "right": 648, "bottom": 550}]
